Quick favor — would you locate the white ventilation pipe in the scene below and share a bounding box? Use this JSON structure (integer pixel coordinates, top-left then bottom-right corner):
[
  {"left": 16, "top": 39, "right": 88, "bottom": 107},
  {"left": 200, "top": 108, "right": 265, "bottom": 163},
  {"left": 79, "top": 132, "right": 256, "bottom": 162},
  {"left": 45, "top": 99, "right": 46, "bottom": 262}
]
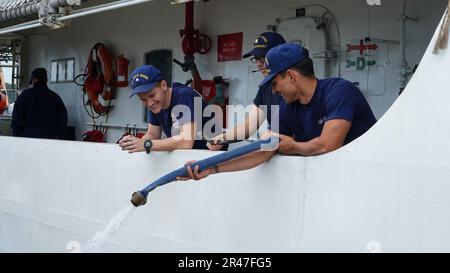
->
[
  {"left": 0, "top": 0, "right": 83, "bottom": 23},
  {"left": 39, "top": 0, "right": 49, "bottom": 18},
  {"left": 56, "top": 0, "right": 152, "bottom": 22},
  {"left": 0, "top": 1, "right": 40, "bottom": 22},
  {"left": 0, "top": 21, "right": 42, "bottom": 35},
  {"left": 0, "top": 0, "right": 152, "bottom": 36},
  {"left": 48, "top": 0, "right": 83, "bottom": 13},
  {"left": 49, "top": 0, "right": 82, "bottom": 9}
]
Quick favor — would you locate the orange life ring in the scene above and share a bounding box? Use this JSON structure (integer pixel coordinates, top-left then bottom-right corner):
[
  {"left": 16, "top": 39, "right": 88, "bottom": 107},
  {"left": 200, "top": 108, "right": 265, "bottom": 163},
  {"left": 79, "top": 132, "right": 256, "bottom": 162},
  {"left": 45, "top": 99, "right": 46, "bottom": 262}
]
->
[{"left": 84, "top": 43, "right": 116, "bottom": 115}]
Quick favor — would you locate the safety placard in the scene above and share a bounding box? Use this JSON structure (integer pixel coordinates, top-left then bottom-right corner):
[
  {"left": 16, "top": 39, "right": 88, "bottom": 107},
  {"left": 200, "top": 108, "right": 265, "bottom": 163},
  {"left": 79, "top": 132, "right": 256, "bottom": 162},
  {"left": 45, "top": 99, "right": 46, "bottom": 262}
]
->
[
  {"left": 346, "top": 40, "right": 378, "bottom": 55},
  {"left": 217, "top": 32, "right": 243, "bottom": 62},
  {"left": 345, "top": 39, "right": 379, "bottom": 71}
]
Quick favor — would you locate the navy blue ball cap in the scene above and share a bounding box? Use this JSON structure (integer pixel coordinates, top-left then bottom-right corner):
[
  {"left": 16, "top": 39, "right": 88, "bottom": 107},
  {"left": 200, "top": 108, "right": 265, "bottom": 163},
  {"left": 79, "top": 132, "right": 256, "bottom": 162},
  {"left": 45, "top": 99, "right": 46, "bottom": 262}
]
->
[
  {"left": 129, "top": 65, "right": 163, "bottom": 98},
  {"left": 29, "top": 67, "right": 47, "bottom": 84},
  {"left": 242, "top": 32, "right": 286, "bottom": 58},
  {"left": 259, "top": 43, "right": 309, "bottom": 87}
]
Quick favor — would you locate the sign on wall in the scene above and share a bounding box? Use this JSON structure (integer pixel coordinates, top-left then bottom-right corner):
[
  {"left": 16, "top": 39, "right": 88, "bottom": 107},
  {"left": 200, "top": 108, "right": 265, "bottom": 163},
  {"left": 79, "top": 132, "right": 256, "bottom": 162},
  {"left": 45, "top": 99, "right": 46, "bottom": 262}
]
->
[{"left": 217, "top": 32, "right": 243, "bottom": 62}]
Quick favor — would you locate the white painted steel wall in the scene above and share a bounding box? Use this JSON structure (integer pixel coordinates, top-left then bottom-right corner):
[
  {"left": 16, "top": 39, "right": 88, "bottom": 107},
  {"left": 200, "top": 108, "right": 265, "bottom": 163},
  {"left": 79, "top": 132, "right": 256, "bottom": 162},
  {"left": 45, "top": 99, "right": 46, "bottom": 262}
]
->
[
  {"left": 0, "top": 138, "right": 306, "bottom": 252},
  {"left": 18, "top": 0, "right": 447, "bottom": 142},
  {"left": 1, "top": 9, "right": 450, "bottom": 252}
]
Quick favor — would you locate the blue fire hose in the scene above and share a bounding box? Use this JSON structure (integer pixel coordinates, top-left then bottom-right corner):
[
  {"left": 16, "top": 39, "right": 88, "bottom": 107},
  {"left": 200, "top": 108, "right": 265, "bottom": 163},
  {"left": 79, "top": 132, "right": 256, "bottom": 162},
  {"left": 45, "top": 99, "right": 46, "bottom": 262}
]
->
[{"left": 130, "top": 137, "right": 278, "bottom": 207}]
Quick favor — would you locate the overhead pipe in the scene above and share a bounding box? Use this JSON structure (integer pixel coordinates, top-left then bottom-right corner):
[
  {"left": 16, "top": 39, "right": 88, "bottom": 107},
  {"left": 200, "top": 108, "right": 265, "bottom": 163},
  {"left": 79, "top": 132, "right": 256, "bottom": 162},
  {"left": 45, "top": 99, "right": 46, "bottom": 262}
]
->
[
  {"left": 55, "top": 0, "right": 152, "bottom": 21},
  {"left": 49, "top": 0, "right": 78, "bottom": 9},
  {"left": 0, "top": 0, "right": 83, "bottom": 23},
  {"left": 39, "top": 0, "right": 50, "bottom": 18},
  {"left": 0, "top": 0, "right": 151, "bottom": 36},
  {"left": 275, "top": 15, "right": 331, "bottom": 78},
  {"left": 0, "top": 22, "right": 42, "bottom": 35},
  {"left": 0, "top": 2, "right": 40, "bottom": 22},
  {"left": 274, "top": 4, "right": 342, "bottom": 78},
  {"left": 0, "top": 19, "right": 40, "bottom": 32},
  {"left": 48, "top": 0, "right": 85, "bottom": 14}
]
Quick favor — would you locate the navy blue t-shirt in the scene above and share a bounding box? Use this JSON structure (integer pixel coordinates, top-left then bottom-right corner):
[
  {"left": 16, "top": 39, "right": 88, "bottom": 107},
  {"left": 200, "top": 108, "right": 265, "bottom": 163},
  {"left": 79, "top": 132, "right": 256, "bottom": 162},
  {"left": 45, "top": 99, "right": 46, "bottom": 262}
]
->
[
  {"left": 253, "top": 84, "right": 283, "bottom": 126},
  {"left": 148, "top": 83, "right": 216, "bottom": 150},
  {"left": 278, "top": 78, "right": 377, "bottom": 145}
]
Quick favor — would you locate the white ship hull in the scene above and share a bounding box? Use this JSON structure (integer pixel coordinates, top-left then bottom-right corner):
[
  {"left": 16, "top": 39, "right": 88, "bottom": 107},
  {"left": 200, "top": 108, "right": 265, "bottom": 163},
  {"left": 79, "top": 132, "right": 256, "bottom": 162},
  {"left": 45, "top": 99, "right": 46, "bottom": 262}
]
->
[{"left": 1, "top": 8, "right": 450, "bottom": 253}]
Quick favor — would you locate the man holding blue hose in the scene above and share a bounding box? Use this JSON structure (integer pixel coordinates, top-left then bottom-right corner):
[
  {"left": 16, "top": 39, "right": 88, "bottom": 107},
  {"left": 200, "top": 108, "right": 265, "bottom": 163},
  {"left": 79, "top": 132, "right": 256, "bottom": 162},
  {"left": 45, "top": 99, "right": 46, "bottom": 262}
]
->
[
  {"left": 177, "top": 43, "right": 377, "bottom": 181},
  {"left": 208, "top": 32, "right": 285, "bottom": 150}
]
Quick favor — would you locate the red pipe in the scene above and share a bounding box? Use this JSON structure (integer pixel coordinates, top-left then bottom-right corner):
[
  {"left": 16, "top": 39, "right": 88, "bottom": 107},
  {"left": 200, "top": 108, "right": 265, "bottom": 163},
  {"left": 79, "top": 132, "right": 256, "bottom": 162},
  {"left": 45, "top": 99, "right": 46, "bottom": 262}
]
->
[
  {"left": 185, "top": 1, "right": 194, "bottom": 35},
  {"left": 177, "top": 0, "right": 205, "bottom": 93},
  {"left": 182, "top": 1, "right": 198, "bottom": 57}
]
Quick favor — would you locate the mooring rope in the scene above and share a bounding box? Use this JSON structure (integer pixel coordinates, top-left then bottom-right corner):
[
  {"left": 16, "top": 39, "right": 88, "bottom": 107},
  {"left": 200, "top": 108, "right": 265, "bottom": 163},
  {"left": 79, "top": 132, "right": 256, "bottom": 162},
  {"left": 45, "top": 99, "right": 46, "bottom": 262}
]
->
[{"left": 433, "top": 0, "right": 450, "bottom": 54}]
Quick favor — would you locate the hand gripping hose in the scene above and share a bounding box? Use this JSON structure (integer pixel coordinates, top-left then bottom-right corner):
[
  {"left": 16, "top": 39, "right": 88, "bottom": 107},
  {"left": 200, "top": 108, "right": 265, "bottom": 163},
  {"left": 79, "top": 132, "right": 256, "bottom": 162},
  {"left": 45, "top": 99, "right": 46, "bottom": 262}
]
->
[{"left": 130, "top": 137, "right": 278, "bottom": 207}]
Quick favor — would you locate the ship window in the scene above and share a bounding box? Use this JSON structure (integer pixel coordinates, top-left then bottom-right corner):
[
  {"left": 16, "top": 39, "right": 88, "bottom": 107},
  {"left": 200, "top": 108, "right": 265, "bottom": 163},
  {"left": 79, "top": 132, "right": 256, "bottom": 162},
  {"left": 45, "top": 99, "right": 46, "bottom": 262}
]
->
[{"left": 50, "top": 58, "right": 75, "bottom": 83}]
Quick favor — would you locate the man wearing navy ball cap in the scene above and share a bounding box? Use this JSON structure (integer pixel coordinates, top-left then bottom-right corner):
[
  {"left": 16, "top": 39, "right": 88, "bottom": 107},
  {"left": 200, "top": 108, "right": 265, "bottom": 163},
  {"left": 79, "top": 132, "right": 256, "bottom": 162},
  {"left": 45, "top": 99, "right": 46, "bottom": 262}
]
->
[
  {"left": 207, "top": 32, "right": 286, "bottom": 151},
  {"left": 119, "top": 65, "right": 218, "bottom": 154},
  {"left": 260, "top": 43, "right": 376, "bottom": 155},
  {"left": 178, "top": 43, "right": 377, "bottom": 181}
]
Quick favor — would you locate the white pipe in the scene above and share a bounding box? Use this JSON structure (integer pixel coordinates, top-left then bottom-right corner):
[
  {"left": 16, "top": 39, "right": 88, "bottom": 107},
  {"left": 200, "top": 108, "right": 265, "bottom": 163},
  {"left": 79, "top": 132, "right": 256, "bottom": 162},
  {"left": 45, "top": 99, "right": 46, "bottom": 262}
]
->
[
  {"left": 0, "top": 1, "right": 78, "bottom": 23},
  {"left": 0, "top": 0, "right": 152, "bottom": 36},
  {"left": 39, "top": 0, "right": 49, "bottom": 18},
  {"left": 48, "top": 0, "right": 77, "bottom": 14},
  {"left": 0, "top": 2, "right": 40, "bottom": 22},
  {"left": 278, "top": 16, "right": 332, "bottom": 78},
  {"left": 0, "top": 22, "right": 42, "bottom": 35},
  {"left": 57, "top": 0, "right": 152, "bottom": 22},
  {"left": 0, "top": 19, "right": 40, "bottom": 32},
  {"left": 49, "top": 0, "right": 85, "bottom": 9},
  {"left": 49, "top": 0, "right": 71, "bottom": 9},
  {"left": 275, "top": 4, "right": 342, "bottom": 77}
]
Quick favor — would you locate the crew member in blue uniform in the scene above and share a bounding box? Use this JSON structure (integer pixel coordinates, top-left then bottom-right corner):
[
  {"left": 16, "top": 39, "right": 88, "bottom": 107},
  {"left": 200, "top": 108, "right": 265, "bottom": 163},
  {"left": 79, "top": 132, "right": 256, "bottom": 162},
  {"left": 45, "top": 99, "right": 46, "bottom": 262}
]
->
[
  {"left": 178, "top": 43, "right": 377, "bottom": 181},
  {"left": 119, "top": 65, "right": 218, "bottom": 154},
  {"left": 207, "top": 32, "right": 285, "bottom": 150},
  {"left": 11, "top": 68, "right": 67, "bottom": 139}
]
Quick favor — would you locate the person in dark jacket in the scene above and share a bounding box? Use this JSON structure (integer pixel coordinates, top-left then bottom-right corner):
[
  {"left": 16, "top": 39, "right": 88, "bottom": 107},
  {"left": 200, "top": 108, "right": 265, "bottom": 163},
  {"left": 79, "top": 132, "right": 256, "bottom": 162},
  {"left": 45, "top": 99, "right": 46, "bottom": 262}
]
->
[{"left": 11, "top": 68, "right": 68, "bottom": 139}]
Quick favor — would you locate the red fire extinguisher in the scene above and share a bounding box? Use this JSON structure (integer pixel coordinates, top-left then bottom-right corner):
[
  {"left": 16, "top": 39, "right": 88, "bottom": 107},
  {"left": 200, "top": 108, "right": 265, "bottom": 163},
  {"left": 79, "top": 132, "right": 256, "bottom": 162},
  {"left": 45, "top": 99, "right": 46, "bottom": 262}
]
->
[{"left": 116, "top": 55, "right": 129, "bottom": 87}]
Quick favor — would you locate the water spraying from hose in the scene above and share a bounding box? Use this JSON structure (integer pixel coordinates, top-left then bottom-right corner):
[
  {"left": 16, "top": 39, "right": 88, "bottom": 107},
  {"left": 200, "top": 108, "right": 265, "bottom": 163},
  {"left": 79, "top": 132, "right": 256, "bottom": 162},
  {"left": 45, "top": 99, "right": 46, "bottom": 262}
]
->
[{"left": 84, "top": 204, "right": 135, "bottom": 252}]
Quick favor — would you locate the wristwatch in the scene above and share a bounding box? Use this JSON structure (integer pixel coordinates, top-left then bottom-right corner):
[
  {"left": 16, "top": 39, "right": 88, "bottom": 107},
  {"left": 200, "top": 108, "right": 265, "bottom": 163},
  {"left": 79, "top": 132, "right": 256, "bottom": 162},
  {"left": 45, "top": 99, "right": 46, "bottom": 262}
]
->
[{"left": 144, "top": 139, "right": 153, "bottom": 154}]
